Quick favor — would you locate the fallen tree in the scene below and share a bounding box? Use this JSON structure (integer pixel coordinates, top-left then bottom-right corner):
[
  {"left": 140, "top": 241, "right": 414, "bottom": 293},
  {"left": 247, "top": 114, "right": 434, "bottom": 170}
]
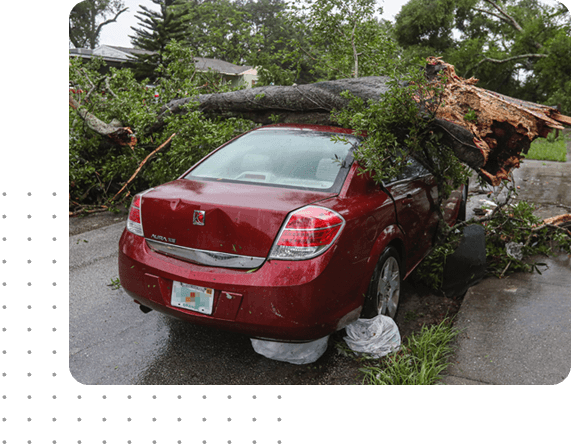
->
[
  {"left": 70, "top": 57, "right": 570, "bottom": 188},
  {"left": 148, "top": 57, "right": 571, "bottom": 186}
]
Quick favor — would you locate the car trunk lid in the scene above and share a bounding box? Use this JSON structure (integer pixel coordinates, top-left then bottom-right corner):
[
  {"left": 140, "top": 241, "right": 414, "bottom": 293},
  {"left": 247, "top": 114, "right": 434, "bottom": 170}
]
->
[{"left": 140, "top": 179, "right": 337, "bottom": 264}]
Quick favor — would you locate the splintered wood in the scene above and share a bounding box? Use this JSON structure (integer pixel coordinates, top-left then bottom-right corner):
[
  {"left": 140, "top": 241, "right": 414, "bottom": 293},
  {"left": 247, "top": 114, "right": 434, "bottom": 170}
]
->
[{"left": 425, "top": 56, "right": 569, "bottom": 186}]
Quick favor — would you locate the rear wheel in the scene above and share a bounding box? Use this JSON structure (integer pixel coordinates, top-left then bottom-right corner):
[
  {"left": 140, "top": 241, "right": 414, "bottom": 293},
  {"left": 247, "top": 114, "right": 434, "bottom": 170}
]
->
[{"left": 362, "top": 247, "right": 402, "bottom": 319}]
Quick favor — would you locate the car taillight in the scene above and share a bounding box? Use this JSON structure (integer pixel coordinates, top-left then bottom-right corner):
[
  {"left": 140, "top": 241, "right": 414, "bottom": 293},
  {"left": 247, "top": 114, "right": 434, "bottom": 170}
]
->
[
  {"left": 126, "top": 194, "right": 144, "bottom": 236},
  {"left": 269, "top": 206, "right": 345, "bottom": 260}
]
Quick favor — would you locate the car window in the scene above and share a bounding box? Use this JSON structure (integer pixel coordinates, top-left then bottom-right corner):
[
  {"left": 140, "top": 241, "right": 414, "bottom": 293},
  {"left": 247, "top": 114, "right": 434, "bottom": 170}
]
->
[
  {"left": 185, "top": 128, "right": 358, "bottom": 192},
  {"left": 381, "top": 152, "right": 431, "bottom": 184},
  {"left": 397, "top": 157, "right": 430, "bottom": 180}
]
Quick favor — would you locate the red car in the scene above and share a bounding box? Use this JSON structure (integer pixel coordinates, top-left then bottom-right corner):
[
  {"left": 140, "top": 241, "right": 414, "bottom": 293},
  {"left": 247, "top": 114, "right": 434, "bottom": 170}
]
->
[{"left": 118, "top": 124, "right": 465, "bottom": 341}]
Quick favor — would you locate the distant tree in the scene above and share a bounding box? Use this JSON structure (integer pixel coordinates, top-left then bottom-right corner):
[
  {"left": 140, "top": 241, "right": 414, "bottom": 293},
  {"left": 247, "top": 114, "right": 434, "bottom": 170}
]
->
[
  {"left": 69, "top": 0, "right": 128, "bottom": 49},
  {"left": 393, "top": 0, "right": 456, "bottom": 52},
  {"left": 173, "top": 0, "right": 256, "bottom": 64},
  {"left": 130, "top": 0, "right": 186, "bottom": 80},
  {"left": 286, "top": 0, "right": 400, "bottom": 81},
  {"left": 240, "top": 0, "right": 314, "bottom": 85},
  {"left": 244, "top": 0, "right": 400, "bottom": 85}
]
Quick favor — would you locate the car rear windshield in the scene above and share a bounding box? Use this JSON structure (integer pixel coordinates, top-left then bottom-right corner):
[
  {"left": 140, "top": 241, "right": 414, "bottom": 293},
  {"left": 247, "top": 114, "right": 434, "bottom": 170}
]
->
[{"left": 185, "top": 128, "right": 358, "bottom": 192}]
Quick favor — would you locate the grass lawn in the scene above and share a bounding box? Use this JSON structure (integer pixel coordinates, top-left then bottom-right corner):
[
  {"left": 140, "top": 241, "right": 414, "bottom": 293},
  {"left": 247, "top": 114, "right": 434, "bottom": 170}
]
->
[{"left": 526, "top": 133, "right": 568, "bottom": 162}]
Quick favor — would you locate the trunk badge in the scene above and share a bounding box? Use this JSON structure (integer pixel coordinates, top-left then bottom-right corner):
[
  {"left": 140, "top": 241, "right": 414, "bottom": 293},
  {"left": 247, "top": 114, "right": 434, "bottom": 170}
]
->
[{"left": 193, "top": 210, "right": 205, "bottom": 226}]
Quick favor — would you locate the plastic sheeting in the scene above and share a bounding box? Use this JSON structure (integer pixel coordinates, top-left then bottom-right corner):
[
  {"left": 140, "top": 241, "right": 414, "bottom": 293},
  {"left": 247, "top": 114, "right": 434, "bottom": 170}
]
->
[
  {"left": 251, "top": 336, "right": 329, "bottom": 365},
  {"left": 343, "top": 315, "right": 401, "bottom": 358}
]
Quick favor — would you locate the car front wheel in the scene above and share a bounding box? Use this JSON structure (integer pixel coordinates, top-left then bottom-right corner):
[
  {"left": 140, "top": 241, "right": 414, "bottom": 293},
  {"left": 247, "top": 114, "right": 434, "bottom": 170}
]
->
[{"left": 362, "top": 247, "right": 402, "bottom": 319}]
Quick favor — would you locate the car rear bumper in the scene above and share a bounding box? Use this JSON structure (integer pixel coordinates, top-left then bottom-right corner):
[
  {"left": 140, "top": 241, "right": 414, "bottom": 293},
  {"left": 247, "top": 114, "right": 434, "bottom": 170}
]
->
[{"left": 118, "top": 229, "right": 363, "bottom": 341}]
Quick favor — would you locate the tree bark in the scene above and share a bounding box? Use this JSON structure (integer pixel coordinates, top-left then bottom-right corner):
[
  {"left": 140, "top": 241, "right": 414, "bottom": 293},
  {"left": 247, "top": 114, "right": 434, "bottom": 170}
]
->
[
  {"left": 151, "top": 76, "right": 392, "bottom": 130},
  {"left": 425, "top": 57, "right": 566, "bottom": 185}
]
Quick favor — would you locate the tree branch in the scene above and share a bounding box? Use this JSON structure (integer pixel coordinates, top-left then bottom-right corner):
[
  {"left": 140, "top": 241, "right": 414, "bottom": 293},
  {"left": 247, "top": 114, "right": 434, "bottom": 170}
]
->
[
  {"left": 109, "top": 133, "right": 176, "bottom": 203},
  {"left": 351, "top": 20, "right": 358, "bottom": 78},
  {"left": 473, "top": 7, "right": 507, "bottom": 24},
  {"left": 482, "top": 0, "right": 523, "bottom": 32},
  {"left": 475, "top": 53, "right": 548, "bottom": 70},
  {"left": 69, "top": 94, "right": 137, "bottom": 147},
  {"left": 480, "top": 0, "right": 542, "bottom": 49},
  {"left": 95, "top": 7, "right": 129, "bottom": 38}
]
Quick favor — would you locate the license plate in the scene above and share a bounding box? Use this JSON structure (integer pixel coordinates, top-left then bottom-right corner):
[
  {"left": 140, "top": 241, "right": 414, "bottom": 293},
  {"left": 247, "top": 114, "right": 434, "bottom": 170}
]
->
[{"left": 171, "top": 281, "right": 214, "bottom": 315}]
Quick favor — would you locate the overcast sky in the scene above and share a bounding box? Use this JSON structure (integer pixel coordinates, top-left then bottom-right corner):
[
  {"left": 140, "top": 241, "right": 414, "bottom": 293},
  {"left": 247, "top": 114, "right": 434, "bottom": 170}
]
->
[{"left": 97, "top": 0, "right": 569, "bottom": 48}]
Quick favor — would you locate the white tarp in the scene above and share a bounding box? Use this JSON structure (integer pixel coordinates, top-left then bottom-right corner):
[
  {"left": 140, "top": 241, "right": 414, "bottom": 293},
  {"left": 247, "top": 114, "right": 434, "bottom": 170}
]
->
[
  {"left": 343, "top": 315, "right": 401, "bottom": 358},
  {"left": 251, "top": 336, "right": 329, "bottom": 364}
]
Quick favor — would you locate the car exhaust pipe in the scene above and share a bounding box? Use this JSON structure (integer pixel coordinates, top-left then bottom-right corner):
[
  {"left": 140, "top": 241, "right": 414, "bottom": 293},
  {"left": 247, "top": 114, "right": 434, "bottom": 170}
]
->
[{"left": 139, "top": 304, "right": 152, "bottom": 314}]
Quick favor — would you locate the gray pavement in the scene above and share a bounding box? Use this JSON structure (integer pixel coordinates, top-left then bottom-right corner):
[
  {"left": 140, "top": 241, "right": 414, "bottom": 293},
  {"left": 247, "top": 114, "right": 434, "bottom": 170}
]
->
[
  {"left": 442, "top": 142, "right": 571, "bottom": 385},
  {"left": 442, "top": 253, "right": 571, "bottom": 384}
]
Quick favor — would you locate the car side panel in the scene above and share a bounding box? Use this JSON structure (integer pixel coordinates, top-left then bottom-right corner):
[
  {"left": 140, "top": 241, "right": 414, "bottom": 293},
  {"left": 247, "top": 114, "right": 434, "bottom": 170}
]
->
[
  {"left": 317, "top": 164, "right": 406, "bottom": 310},
  {"left": 385, "top": 176, "right": 439, "bottom": 270}
]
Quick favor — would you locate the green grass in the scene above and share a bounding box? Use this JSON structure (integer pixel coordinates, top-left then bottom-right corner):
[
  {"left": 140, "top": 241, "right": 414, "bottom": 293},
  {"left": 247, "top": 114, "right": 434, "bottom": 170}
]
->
[
  {"left": 359, "top": 319, "right": 459, "bottom": 385},
  {"left": 526, "top": 133, "right": 568, "bottom": 162}
]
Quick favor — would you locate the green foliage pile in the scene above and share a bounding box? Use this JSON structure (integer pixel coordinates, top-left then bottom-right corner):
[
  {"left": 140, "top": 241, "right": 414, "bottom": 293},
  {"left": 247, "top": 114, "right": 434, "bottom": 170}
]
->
[
  {"left": 414, "top": 198, "right": 571, "bottom": 292},
  {"left": 483, "top": 200, "right": 571, "bottom": 277},
  {"left": 69, "top": 42, "right": 254, "bottom": 211}
]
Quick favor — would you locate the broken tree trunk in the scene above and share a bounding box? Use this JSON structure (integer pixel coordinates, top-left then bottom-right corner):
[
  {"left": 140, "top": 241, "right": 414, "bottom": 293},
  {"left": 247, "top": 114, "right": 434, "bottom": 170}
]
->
[
  {"left": 71, "top": 58, "right": 570, "bottom": 186},
  {"left": 150, "top": 59, "right": 569, "bottom": 185},
  {"left": 425, "top": 57, "right": 569, "bottom": 185},
  {"left": 69, "top": 95, "right": 137, "bottom": 149}
]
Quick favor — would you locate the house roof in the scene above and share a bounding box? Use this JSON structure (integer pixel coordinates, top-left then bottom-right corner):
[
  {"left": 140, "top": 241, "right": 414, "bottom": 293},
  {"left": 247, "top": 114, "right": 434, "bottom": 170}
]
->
[
  {"left": 70, "top": 45, "right": 256, "bottom": 76},
  {"left": 193, "top": 57, "right": 254, "bottom": 75}
]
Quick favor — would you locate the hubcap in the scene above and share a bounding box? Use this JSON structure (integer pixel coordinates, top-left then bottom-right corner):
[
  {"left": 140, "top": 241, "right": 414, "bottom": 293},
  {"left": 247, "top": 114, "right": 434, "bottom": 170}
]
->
[{"left": 376, "top": 256, "right": 400, "bottom": 318}]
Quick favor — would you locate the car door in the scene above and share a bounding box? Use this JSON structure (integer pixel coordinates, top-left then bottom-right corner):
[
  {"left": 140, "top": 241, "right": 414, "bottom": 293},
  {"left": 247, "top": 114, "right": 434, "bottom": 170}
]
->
[{"left": 384, "top": 158, "right": 440, "bottom": 271}]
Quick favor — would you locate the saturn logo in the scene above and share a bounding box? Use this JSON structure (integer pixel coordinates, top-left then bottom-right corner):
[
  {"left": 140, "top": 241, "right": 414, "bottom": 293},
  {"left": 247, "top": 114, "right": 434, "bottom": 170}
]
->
[{"left": 193, "top": 210, "right": 205, "bottom": 226}]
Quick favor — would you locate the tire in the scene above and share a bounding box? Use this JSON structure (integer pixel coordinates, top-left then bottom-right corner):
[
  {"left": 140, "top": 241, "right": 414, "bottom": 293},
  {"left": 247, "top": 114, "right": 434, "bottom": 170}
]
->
[{"left": 361, "top": 247, "right": 402, "bottom": 319}]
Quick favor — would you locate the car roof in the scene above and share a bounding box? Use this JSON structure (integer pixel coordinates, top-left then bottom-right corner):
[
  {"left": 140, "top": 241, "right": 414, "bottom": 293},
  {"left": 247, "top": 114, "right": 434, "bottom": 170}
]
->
[{"left": 255, "top": 123, "right": 358, "bottom": 136}]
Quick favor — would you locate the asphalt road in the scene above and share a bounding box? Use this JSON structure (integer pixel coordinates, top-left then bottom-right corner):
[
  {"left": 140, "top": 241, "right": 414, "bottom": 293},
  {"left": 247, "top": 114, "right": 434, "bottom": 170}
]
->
[{"left": 69, "top": 222, "right": 363, "bottom": 385}]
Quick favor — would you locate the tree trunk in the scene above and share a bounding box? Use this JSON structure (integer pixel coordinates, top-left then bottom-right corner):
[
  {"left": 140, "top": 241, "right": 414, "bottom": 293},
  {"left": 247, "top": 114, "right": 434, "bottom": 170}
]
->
[
  {"left": 72, "top": 59, "right": 570, "bottom": 186},
  {"left": 151, "top": 76, "right": 392, "bottom": 129},
  {"left": 425, "top": 57, "right": 566, "bottom": 185},
  {"left": 151, "top": 60, "right": 568, "bottom": 185}
]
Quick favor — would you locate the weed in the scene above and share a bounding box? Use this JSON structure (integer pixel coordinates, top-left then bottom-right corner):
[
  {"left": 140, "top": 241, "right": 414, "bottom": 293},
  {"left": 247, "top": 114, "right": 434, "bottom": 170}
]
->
[
  {"left": 359, "top": 319, "right": 459, "bottom": 385},
  {"left": 463, "top": 109, "right": 478, "bottom": 123},
  {"left": 108, "top": 277, "right": 121, "bottom": 290}
]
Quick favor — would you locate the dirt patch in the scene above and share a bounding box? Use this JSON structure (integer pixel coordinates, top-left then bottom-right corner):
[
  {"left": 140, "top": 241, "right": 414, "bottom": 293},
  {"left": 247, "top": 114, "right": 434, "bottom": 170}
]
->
[{"left": 394, "top": 281, "right": 464, "bottom": 341}]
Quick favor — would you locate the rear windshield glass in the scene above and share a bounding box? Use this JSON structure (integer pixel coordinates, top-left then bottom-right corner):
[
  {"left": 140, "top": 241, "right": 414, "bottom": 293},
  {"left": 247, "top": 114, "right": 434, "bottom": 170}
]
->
[{"left": 185, "top": 128, "right": 358, "bottom": 191}]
